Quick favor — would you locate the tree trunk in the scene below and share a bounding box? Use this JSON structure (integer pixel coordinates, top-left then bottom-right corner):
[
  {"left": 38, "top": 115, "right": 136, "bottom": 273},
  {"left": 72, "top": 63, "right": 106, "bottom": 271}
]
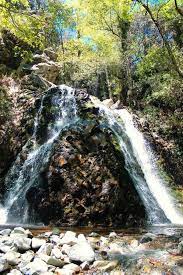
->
[
  {"left": 136, "top": 0, "right": 183, "bottom": 78},
  {"left": 174, "top": 0, "right": 183, "bottom": 17}
]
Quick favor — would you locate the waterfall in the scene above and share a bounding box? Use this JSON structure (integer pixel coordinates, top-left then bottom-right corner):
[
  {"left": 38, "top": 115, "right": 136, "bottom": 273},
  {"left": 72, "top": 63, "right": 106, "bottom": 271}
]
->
[
  {"left": 0, "top": 86, "right": 182, "bottom": 225},
  {"left": 91, "top": 97, "right": 183, "bottom": 225},
  {"left": 1, "top": 85, "right": 77, "bottom": 224}
]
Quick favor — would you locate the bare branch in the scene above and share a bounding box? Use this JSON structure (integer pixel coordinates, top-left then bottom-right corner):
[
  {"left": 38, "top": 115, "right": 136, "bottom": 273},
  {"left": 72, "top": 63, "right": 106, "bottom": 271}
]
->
[{"left": 174, "top": 0, "right": 183, "bottom": 16}]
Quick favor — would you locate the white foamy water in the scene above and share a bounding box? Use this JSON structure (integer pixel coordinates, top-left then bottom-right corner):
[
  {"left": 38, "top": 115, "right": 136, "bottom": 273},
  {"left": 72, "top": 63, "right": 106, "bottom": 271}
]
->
[
  {"left": 0, "top": 205, "right": 7, "bottom": 224},
  {"left": 91, "top": 97, "right": 183, "bottom": 224},
  {"left": 0, "top": 85, "right": 77, "bottom": 224},
  {"left": 0, "top": 90, "right": 182, "bottom": 225},
  {"left": 116, "top": 108, "right": 183, "bottom": 224}
]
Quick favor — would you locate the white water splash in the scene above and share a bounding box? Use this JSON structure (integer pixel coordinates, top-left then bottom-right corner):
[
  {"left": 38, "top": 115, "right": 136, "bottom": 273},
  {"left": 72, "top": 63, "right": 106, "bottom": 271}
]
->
[
  {"left": 1, "top": 89, "right": 182, "bottom": 225},
  {"left": 116, "top": 108, "right": 183, "bottom": 225},
  {"left": 92, "top": 96, "right": 183, "bottom": 225},
  {"left": 0, "top": 205, "right": 7, "bottom": 224},
  {"left": 0, "top": 85, "right": 77, "bottom": 224}
]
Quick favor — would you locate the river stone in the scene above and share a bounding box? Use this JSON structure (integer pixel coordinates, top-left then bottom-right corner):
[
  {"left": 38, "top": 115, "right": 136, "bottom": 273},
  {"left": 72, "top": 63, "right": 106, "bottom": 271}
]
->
[
  {"left": 12, "top": 227, "right": 26, "bottom": 234},
  {"left": 50, "top": 235, "right": 61, "bottom": 245},
  {"left": 3, "top": 250, "right": 21, "bottom": 265},
  {"left": 178, "top": 241, "right": 183, "bottom": 254},
  {"left": 7, "top": 269, "right": 22, "bottom": 275},
  {"left": 0, "top": 258, "right": 9, "bottom": 273},
  {"left": 11, "top": 227, "right": 28, "bottom": 237},
  {"left": 37, "top": 243, "right": 53, "bottom": 255},
  {"left": 10, "top": 228, "right": 32, "bottom": 239},
  {"left": 89, "top": 232, "right": 100, "bottom": 237},
  {"left": 41, "top": 232, "right": 52, "bottom": 238},
  {"left": 55, "top": 268, "right": 73, "bottom": 275},
  {"left": 63, "top": 256, "right": 70, "bottom": 264},
  {"left": 68, "top": 241, "right": 95, "bottom": 263},
  {"left": 20, "top": 258, "right": 48, "bottom": 274},
  {"left": 109, "top": 232, "right": 118, "bottom": 239},
  {"left": 47, "top": 257, "right": 65, "bottom": 267},
  {"left": 80, "top": 261, "right": 89, "bottom": 270},
  {"left": 92, "top": 260, "right": 119, "bottom": 272},
  {"left": 51, "top": 247, "right": 63, "bottom": 258},
  {"left": 0, "top": 235, "right": 13, "bottom": 245},
  {"left": 0, "top": 236, "right": 16, "bottom": 253},
  {"left": 139, "top": 233, "right": 156, "bottom": 244},
  {"left": 0, "top": 244, "right": 16, "bottom": 253},
  {"left": 109, "top": 242, "right": 129, "bottom": 255},
  {"left": 60, "top": 231, "right": 77, "bottom": 245},
  {"left": 21, "top": 250, "right": 34, "bottom": 262},
  {"left": 63, "top": 263, "right": 80, "bottom": 272},
  {"left": 41, "top": 273, "right": 54, "bottom": 275},
  {"left": 36, "top": 253, "right": 50, "bottom": 263},
  {"left": 14, "top": 237, "right": 32, "bottom": 251},
  {"left": 32, "top": 237, "right": 46, "bottom": 249},
  {"left": 52, "top": 228, "right": 60, "bottom": 235},
  {"left": 61, "top": 244, "right": 71, "bottom": 255},
  {"left": 130, "top": 239, "right": 139, "bottom": 248},
  {"left": 77, "top": 234, "right": 87, "bottom": 243},
  {"left": 0, "top": 229, "right": 11, "bottom": 236}
]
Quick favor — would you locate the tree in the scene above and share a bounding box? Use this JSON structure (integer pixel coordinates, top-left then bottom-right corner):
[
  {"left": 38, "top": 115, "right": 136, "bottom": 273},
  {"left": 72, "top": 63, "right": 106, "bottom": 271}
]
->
[
  {"left": 174, "top": 0, "right": 183, "bottom": 17},
  {"left": 134, "top": 0, "right": 183, "bottom": 77},
  {"left": 71, "top": 0, "right": 133, "bottom": 103}
]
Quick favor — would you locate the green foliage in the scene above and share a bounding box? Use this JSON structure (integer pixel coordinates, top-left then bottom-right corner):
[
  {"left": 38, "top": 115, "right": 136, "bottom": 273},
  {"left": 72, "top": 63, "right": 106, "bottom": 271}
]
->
[
  {"left": 0, "top": 0, "right": 182, "bottom": 103},
  {"left": 0, "top": 0, "right": 45, "bottom": 47},
  {"left": 137, "top": 47, "right": 169, "bottom": 78},
  {"left": 0, "top": 0, "right": 73, "bottom": 48},
  {"left": 146, "top": 73, "right": 183, "bottom": 109}
]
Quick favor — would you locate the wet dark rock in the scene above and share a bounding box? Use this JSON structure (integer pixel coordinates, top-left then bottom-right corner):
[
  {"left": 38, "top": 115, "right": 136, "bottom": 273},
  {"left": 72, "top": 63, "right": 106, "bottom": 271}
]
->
[
  {"left": 178, "top": 241, "right": 183, "bottom": 254},
  {"left": 29, "top": 123, "right": 146, "bottom": 226},
  {"left": 25, "top": 88, "right": 146, "bottom": 227},
  {"left": 139, "top": 233, "right": 157, "bottom": 244},
  {"left": 0, "top": 63, "right": 53, "bottom": 193}
]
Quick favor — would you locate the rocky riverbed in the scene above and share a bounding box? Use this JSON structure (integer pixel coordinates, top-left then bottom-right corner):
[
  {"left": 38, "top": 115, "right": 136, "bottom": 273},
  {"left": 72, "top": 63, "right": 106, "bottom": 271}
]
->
[{"left": 0, "top": 227, "right": 183, "bottom": 274}]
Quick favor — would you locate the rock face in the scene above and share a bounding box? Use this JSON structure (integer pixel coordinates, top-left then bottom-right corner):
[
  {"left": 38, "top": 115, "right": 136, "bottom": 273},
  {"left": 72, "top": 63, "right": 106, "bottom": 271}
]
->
[
  {"left": 0, "top": 75, "right": 48, "bottom": 195},
  {"left": 0, "top": 32, "right": 61, "bottom": 195},
  {"left": 25, "top": 88, "right": 146, "bottom": 227},
  {"left": 31, "top": 60, "right": 60, "bottom": 83},
  {"left": 0, "top": 29, "right": 35, "bottom": 71}
]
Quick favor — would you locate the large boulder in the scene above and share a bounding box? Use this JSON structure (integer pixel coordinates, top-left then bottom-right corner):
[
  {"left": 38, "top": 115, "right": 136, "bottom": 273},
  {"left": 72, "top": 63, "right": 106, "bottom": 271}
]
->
[
  {"left": 25, "top": 89, "right": 146, "bottom": 227},
  {"left": 31, "top": 60, "right": 60, "bottom": 83}
]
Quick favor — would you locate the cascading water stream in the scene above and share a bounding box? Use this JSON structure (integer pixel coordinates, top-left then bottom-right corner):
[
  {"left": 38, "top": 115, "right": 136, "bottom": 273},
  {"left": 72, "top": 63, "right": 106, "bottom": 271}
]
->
[
  {"left": 91, "top": 97, "right": 183, "bottom": 225},
  {"left": 0, "top": 86, "right": 182, "bottom": 225},
  {"left": 1, "top": 85, "right": 77, "bottom": 224},
  {"left": 116, "top": 109, "right": 183, "bottom": 225}
]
